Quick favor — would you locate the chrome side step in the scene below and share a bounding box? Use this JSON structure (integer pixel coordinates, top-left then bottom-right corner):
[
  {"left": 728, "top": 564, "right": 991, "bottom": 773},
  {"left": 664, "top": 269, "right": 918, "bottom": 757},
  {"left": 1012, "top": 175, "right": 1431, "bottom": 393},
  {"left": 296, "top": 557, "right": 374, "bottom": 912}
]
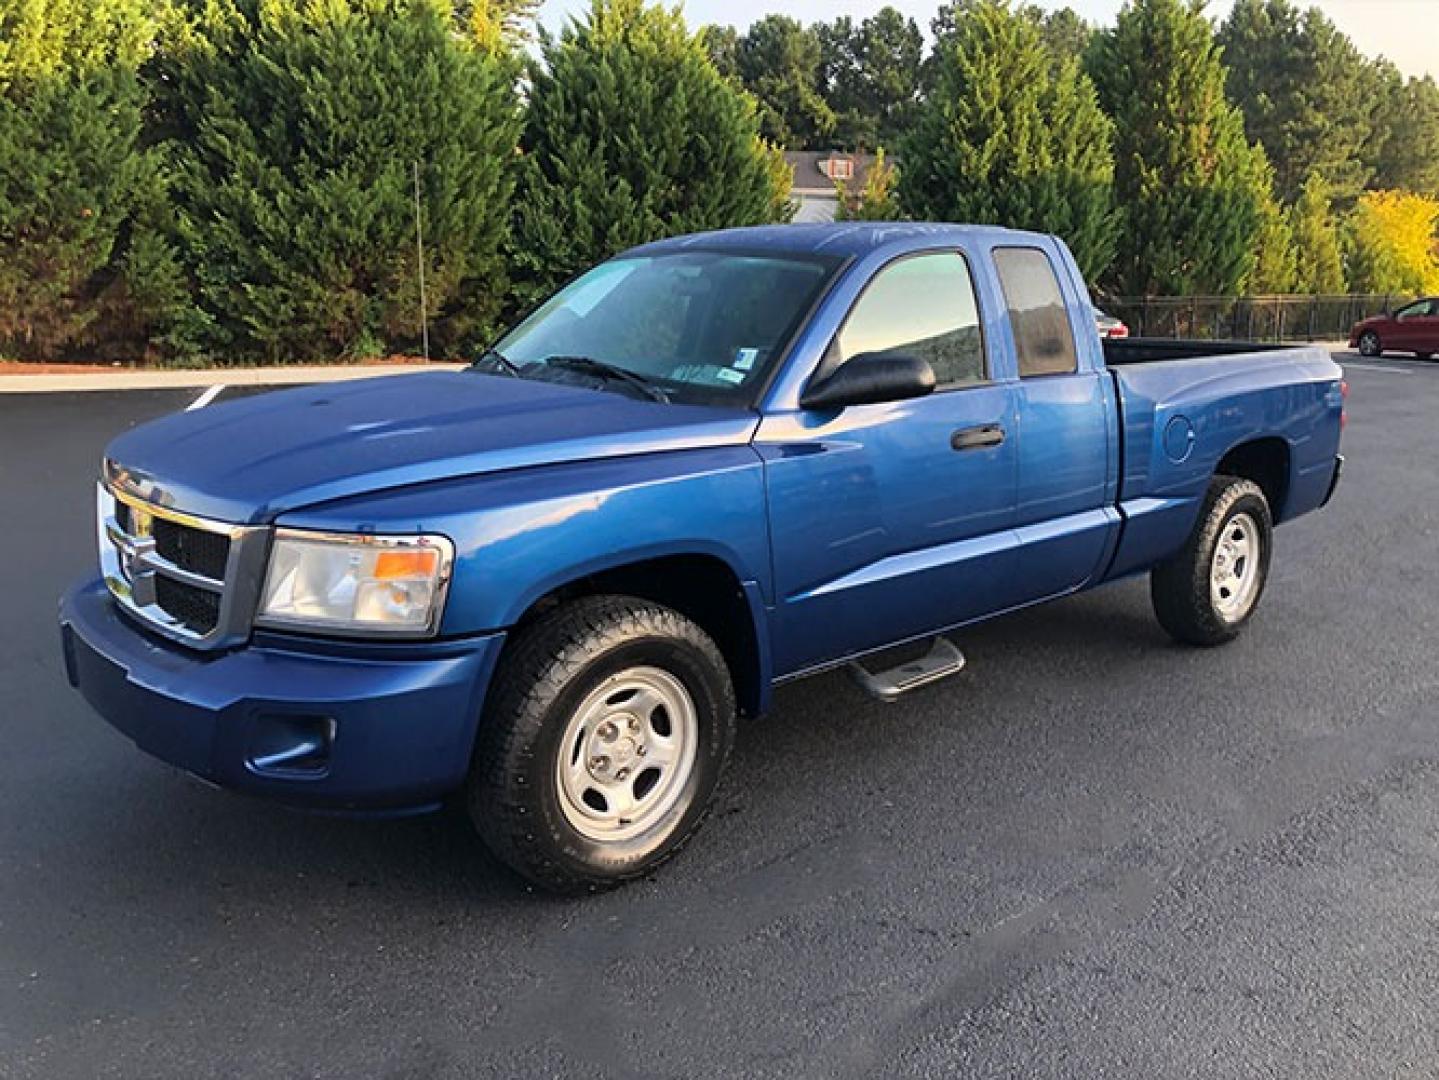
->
[{"left": 847, "top": 636, "right": 966, "bottom": 702}]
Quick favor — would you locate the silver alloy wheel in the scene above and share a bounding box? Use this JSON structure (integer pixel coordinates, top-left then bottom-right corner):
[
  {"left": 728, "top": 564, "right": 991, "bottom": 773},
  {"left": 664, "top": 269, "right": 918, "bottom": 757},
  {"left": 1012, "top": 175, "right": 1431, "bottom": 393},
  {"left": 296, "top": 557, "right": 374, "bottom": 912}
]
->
[
  {"left": 1359, "top": 331, "right": 1381, "bottom": 357},
  {"left": 1210, "top": 511, "right": 1262, "bottom": 621},
  {"left": 555, "top": 666, "right": 699, "bottom": 843}
]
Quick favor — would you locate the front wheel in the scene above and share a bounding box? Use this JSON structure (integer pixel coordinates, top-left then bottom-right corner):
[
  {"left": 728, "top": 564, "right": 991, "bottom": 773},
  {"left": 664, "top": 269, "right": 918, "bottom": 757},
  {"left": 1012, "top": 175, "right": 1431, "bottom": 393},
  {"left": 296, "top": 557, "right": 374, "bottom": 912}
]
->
[
  {"left": 468, "top": 595, "right": 736, "bottom": 893},
  {"left": 1150, "top": 475, "right": 1273, "bottom": 647},
  {"left": 1358, "top": 330, "right": 1382, "bottom": 357}
]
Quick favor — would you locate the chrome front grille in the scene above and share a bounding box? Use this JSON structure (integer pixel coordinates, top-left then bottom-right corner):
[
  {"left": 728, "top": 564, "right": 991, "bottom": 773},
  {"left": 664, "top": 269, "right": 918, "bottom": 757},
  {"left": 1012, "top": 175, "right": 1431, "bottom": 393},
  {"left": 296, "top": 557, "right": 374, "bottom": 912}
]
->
[
  {"left": 97, "top": 482, "right": 269, "bottom": 649},
  {"left": 155, "top": 574, "right": 223, "bottom": 633},
  {"left": 153, "top": 518, "right": 232, "bottom": 581}
]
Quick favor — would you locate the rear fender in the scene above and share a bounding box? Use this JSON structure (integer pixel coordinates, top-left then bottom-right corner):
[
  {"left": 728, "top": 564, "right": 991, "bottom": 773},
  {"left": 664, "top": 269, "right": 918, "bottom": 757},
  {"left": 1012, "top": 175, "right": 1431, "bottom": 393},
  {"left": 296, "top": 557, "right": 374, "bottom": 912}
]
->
[{"left": 1106, "top": 348, "right": 1342, "bottom": 579}]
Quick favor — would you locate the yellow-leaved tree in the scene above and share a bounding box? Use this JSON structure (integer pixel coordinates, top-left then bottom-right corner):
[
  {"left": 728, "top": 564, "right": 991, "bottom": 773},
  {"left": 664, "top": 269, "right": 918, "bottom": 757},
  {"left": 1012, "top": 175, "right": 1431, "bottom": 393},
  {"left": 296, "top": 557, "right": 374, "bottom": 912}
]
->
[{"left": 1347, "top": 190, "right": 1439, "bottom": 295}]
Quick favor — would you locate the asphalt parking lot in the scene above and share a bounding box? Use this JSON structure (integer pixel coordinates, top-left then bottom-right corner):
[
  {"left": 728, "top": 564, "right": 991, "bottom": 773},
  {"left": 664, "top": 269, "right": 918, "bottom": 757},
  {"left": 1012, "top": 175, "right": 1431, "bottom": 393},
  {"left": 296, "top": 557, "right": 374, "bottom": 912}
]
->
[{"left": 4, "top": 351, "right": 1439, "bottom": 1078}]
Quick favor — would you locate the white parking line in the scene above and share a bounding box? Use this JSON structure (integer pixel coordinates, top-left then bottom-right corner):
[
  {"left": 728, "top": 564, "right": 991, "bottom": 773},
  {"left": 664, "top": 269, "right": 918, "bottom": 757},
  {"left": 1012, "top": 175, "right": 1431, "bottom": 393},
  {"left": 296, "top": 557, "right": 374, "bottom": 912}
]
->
[
  {"left": 1343, "top": 363, "right": 1412, "bottom": 376},
  {"left": 186, "top": 384, "right": 227, "bottom": 409}
]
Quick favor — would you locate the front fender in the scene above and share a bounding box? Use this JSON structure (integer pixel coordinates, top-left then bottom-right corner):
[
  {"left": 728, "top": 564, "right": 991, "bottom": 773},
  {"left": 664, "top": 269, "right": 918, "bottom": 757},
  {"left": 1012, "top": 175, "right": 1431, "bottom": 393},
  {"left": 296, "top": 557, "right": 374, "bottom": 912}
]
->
[{"left": 274, "top": 446, "right": 774, "bottom": 636}]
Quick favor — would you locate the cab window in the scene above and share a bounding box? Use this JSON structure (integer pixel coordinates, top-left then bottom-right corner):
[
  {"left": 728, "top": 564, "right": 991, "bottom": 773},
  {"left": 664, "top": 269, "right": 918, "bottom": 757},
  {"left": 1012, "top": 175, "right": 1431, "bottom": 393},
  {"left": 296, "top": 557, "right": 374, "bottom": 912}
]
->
[
  {"left": 832, "top": 252, "right": 987, "bottom": 387},
  {"left": 993, "top": 247, "right": 1078, "bottom": 377}
]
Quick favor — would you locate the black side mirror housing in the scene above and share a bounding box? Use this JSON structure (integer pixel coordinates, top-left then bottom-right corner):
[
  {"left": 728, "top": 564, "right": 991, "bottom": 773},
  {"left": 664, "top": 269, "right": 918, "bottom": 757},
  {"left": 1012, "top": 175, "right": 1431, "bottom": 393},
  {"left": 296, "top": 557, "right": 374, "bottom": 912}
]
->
[{"left": 799, "top": 353, "right": 937, "bottom": 410}]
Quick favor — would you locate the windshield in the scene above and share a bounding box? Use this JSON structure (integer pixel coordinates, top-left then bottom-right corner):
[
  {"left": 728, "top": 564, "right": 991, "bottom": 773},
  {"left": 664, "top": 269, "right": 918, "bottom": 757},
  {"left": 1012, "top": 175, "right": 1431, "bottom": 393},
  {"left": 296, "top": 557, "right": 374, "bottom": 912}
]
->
[{"left": 489, "top": 249, "right": 842, "bottom": 404}]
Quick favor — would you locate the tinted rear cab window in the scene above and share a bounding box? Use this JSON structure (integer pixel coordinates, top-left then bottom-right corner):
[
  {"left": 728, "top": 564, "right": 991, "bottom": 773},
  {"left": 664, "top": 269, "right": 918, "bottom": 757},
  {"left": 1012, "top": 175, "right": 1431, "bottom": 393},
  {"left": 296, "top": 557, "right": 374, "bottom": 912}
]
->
[{"left": 993, "top": 247, "right": 1078, "bottom": 377}]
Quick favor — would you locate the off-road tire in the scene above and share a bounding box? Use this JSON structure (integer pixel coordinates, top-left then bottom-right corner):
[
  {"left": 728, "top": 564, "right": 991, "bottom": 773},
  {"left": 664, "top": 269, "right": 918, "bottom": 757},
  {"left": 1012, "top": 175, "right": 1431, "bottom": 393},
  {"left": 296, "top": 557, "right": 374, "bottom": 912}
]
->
[
  {"left": 1150, "top": 475, "right": 1273, "bottom": 647},
  {"left": 468, "top": 595, "right": 735, "bottom": 893}
]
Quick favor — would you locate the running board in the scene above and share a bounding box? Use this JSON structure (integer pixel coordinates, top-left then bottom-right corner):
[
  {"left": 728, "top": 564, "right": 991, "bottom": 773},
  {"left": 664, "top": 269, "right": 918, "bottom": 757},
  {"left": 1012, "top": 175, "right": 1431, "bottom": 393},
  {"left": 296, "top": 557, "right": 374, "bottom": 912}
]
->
[{"left": 847, "top": 637, "right": 966, "bottom": 702}]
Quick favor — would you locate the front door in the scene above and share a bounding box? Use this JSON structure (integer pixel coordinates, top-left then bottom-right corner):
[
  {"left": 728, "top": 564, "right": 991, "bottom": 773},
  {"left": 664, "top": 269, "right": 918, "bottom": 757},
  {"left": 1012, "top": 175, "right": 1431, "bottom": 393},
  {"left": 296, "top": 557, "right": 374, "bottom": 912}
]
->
[
  {"left": 1393, "top": 298, "right": 1439, "bottom": 354},
  {"left": 758, "top": 250, "right": 1020, "bottom": 676}
]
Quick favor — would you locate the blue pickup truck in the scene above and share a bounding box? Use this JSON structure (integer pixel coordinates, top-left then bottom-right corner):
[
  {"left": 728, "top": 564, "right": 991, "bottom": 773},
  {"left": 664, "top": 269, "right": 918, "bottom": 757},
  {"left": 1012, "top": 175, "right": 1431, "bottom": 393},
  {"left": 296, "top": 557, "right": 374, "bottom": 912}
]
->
[{"left": 61, "top": 223, "right": 1344, "bottom": 891}]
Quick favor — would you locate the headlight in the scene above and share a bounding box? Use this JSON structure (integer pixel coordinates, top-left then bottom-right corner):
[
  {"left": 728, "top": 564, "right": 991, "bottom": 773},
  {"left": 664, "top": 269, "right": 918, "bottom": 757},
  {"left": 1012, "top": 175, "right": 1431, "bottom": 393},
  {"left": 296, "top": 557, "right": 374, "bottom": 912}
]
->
[{"left": 257, "top": 530, "right": 454, "bottom": 637}]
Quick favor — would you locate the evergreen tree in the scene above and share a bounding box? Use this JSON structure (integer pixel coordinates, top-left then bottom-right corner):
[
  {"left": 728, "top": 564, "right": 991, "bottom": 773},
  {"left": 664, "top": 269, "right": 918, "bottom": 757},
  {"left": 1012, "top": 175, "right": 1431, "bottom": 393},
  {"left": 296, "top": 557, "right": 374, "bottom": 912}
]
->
[
  {"left": 1367, "top": 69, "right": 1439, "bottom": 197},
  {"left": 1248, "top": 183, "right": 1297, "bottom": 294},
  {"left": 700, "top": 24, "right": 741, "bottom": 82},
  {"left": 817, "top": 8, "right": 923, "bottom": 150},
  {"left": 1089, "top": 0, "right": 1272, "bottom": 295},
  {"left": 0, "top": 0, "right": 183, "bottom": 359},
  {"left": 161, "top": 0, "right": 520, "bottom": 361},
  {"left": 1288, "top": 173, "right": 1346, "bottom": 293},
  {"left": 900, "top": 0, "right": 1119, "bottom": 281},
  {"left": 1218, "top": 0, "right": 1373, "bottom": 203},
  {"left": 454, "top": 0, "right": 540, "bottom": 50},
  {"left": 511, "top": 0, "right": 791, "bottom": 306},
  {"left": 1034, "top": 6, "right": 1093, "bottom": 64},
  {"left": 930, "top": 3, "right": 1092, "bottom": 77},
  {"left": 736, "top": 15, "right": 834, "bottom": 150},
  {"left": 929, "top": 0, "right": 980, "bottom": 48}
]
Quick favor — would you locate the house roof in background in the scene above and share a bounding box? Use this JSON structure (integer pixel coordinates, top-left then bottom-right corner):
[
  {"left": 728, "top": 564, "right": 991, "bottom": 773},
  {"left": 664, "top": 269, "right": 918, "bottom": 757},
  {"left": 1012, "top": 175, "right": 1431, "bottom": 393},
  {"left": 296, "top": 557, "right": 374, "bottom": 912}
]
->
[{"left": 783, "top": 151, "right": 881, "bottom": 196}]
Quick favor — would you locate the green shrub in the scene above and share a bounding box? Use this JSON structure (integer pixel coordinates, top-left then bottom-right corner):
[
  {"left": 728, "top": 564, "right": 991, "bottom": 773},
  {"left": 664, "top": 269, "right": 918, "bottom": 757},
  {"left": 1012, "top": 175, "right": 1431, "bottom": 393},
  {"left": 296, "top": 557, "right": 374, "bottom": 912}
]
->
[
  {"left": 0, "top": 0, "right": 184, "bottom": 360},
  {"left": 509, "top": 0, "right": 792, "bottom": 310},
  {"left": 1288, "top": 173, "right": 1346, "bottom": 294},
  {"left": 1089, "top": 0, "right": 1275, "bottom": 296},
  {"left": 160, "top": 0, "right": 521, "bottom": 363},
  {"left": 900, "top": 0, "right": 1119, "bottom": 282}
]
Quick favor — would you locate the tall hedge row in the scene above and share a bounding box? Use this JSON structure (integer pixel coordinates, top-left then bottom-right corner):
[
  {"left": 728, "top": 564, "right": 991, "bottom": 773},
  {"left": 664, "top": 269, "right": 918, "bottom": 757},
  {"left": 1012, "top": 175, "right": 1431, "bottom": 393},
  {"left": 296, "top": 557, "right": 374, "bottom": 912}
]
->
[
  {"left": 0, "top": 0, "right": 790, "bottom": 364},
  {"left": 0, "top": 0, "right": 184, "bottom": 358},
  {"left": 4, "top": 0, "right": 1430, "bottom": 364},
  {"left": 159, "top": 0, "right": 523, "bottom": 362}
]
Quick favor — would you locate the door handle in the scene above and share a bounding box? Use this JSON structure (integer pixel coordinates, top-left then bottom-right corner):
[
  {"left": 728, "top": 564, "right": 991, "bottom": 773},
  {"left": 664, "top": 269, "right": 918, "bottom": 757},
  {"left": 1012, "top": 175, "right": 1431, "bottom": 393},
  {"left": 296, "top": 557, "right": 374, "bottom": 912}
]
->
[{"left": 951, "top": 423, "right": 1006, "bottom": 451}]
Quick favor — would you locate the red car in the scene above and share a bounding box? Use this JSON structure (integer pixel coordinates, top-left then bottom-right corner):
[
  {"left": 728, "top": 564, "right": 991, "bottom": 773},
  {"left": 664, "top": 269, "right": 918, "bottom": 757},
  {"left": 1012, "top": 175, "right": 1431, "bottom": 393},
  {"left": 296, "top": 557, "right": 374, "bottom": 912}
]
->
[
  {"left": 1350, "top": 297, "right": 1439, "bottom": 359},
  {"left": 1094, "top": 308, "right": 1129, "bottom": 339}
]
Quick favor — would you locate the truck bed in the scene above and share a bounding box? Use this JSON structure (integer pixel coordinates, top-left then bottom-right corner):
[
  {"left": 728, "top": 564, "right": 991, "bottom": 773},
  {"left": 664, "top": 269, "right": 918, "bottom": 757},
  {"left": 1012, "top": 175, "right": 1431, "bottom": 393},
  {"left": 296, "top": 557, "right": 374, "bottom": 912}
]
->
[
  {"left": 1102, "top": 337, "right": 1296, "bottom": 365},
  {"left": 1099, "top": 337, "right": 1344, "bottom": 582}
]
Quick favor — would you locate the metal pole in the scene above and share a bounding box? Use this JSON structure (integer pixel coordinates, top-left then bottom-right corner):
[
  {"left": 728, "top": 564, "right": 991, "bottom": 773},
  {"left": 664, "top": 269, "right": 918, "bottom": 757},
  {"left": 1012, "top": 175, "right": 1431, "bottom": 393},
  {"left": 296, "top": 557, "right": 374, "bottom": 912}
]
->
[{"left": 413, "top": 161, "right": 429, "bottom": 361}]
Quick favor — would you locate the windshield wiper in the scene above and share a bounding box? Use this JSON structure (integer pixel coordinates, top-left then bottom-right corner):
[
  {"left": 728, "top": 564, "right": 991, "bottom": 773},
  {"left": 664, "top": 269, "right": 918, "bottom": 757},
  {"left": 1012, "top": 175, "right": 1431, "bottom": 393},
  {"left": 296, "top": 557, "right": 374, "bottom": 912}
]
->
[
  {"left": 472, "top": 346, "right": 524, "bottom": 378},
  {"left": 540, "top": 355, "right": 671, "bottom": 403}
]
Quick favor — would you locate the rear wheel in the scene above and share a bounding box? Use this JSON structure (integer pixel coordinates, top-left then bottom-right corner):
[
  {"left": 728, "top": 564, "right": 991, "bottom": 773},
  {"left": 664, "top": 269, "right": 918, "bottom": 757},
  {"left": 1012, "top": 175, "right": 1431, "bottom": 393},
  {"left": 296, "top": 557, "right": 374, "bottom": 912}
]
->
[
  {"left": 1358, "top": 330, "right": 1382, "bottom": 357},
  {"left": 1151, "top": 475, "right": 1273, "bottom": 646},
  {"left": 468, "top": 595, "right": 735, "bottom": 893}
]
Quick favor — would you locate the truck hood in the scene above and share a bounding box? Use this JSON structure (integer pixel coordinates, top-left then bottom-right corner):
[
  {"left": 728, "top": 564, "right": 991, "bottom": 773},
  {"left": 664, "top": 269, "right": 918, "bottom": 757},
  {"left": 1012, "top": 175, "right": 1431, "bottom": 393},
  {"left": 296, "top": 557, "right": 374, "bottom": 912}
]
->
[{"left": 104, "top": 371, "right": 760, "bottom": 524}]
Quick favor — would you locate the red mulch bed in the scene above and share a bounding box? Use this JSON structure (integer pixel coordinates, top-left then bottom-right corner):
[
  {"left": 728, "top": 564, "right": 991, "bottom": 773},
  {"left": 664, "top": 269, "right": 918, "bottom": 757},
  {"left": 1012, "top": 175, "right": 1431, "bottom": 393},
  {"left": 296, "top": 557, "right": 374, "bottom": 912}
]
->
[{"left": 0, "top": 361, "right": 119, "bottom": 375}]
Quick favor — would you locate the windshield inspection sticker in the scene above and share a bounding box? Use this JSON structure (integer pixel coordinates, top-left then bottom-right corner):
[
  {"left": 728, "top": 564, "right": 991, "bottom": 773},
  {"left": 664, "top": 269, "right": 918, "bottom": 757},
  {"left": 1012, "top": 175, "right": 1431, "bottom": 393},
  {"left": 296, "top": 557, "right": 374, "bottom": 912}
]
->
[{"left": 733, "top": 347, "right": 759, "bottom": 371}]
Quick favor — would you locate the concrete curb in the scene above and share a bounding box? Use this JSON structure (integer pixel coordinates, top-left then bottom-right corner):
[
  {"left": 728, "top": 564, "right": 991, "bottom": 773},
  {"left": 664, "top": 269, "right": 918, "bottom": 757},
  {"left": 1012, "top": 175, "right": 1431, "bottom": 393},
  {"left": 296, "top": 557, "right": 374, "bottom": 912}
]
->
[{"left": 0, "top": 362, "right": 467, "bottom": 394}]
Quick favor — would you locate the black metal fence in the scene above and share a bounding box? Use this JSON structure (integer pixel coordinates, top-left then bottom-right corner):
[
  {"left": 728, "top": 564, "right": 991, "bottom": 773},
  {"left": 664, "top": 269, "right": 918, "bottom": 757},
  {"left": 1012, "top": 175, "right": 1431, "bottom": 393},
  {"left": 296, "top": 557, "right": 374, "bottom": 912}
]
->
[{"left": 1100, "top": 294, "right": 1402, "bottom": 342}]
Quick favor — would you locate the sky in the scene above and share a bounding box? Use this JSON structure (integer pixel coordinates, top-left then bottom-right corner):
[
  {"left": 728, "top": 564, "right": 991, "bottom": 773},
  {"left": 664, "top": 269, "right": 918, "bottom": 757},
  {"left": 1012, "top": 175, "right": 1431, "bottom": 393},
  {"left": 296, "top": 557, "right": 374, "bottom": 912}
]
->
[{"left": 539, "top": 0, "right": 1439, "bottom": 80}]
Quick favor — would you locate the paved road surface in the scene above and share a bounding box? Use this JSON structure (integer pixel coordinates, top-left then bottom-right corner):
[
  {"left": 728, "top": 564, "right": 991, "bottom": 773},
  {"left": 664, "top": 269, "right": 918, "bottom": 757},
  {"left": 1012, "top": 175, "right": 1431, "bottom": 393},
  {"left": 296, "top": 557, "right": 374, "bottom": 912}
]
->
[{"left": 4, "top": 353, "right": 1438, "bottom": 1078}]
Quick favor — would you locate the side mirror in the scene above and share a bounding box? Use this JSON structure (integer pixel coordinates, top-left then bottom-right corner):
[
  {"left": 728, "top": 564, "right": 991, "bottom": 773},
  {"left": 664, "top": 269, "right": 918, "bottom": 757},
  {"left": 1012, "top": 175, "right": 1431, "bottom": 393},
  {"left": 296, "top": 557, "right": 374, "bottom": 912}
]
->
[{"left": 799, "top": 353, "right": 936, "bottom": 410}]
